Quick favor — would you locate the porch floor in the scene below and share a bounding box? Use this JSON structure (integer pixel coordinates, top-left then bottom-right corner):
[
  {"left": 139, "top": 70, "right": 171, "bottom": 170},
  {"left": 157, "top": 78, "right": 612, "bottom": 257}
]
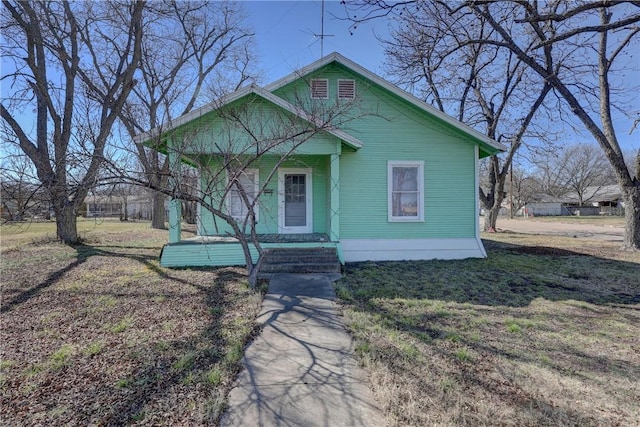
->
[{"left": 180, "top": 233, "right": 332, "bottom": 245}]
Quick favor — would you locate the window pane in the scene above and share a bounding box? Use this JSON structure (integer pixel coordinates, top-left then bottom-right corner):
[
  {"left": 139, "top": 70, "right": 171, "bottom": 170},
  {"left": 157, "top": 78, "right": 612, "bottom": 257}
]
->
[
  {"left": 393, "top": 167, "right": 418, "bottom": 191},
  {"left": 229, "top": 170, "right": 258, "bottom": 219},
  {"left": 230, "top": 194, "right": 243, "bottom": 217},
  {"left": 239, "top": 173, "right": 255, "bottom": 197},
  {"left": 388, "top": 161, "right": 423, "bottom": 222},
  {"left": 392, "top": 193, "right": 418, "bottom": 217}
]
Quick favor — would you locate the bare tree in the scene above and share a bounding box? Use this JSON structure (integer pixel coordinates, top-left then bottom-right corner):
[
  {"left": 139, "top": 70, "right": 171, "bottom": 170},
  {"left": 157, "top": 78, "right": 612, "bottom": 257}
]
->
[
  {"left": 347, "top": 1, "right": 553, "bottom": 231},
  {"left": 113, "top": 86, "right": 364, "bottom": 286},
  {"left": 345, "top": 0, "right": 640, "bottom": 249},
  {"left": 117, "top": 0, "right": 256, "bottom": 229},
  {"left": 529, "top": 144, "right": 614, "bottom": 206},
  {"left": 0, "top": 153, "right": 48, "bottom": 221},
  {"left": 527, "top": 145, "right": 569, "bottom": 199},
  {"left": 507, "top": 165, "right": 547, "bottom": 215},
  {"left": 454, "top": 1, "right": 640, "bottom": 245},
  {"left": 1, "top": 0, "right": 144, "bottom": 243},
  {"left": 558, "top": 144, "right": 612, "bottom": 205}
]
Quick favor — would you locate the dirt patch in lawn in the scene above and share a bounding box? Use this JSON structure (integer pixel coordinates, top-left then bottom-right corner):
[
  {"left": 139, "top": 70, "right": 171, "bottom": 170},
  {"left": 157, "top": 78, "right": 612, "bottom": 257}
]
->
[
  {"left": 1, "top": 222, "right": 263, "bottom": 426},
  {"left": 336, "top": 234, "right": 640, "bottom": 426}
]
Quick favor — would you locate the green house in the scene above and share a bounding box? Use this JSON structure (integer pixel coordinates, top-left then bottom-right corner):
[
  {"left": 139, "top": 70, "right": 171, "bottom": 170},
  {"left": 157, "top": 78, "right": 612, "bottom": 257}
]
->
[{"left": 137, "top": 53, "right": 505, "bottom": 267}]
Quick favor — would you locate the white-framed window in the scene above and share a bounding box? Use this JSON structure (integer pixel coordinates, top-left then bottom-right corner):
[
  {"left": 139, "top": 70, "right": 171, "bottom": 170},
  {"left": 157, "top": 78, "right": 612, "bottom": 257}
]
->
[
  {"left": 310, "top": 78, "right": 329, "bottom": 99},
  {"left": 388, "top": 160, "right": 424, "bottom": 222},
  {"left": 228, "top": 169, "right": 259, "bottom": 221},
  {"left": 337, "top": 79, "right": 356, "bottom": 100}
]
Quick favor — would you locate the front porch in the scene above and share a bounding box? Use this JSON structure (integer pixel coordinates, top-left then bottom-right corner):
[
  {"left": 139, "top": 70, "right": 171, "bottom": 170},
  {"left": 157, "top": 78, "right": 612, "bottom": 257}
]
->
[
  {"left": 182, "top": 232, "right": 331, "bottom": 244},
  {"left": 159, "top": 233, "right": 342, "bottom": 268}
]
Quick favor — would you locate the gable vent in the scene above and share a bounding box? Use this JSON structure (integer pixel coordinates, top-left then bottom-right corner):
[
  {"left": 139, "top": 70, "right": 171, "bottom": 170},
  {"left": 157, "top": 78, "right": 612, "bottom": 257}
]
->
[
  {"left": 338, "top": 79, "right": 356, "bottom": 100},
  {"left": 310, "top": 79, "right": 329, "bottom": 99}
]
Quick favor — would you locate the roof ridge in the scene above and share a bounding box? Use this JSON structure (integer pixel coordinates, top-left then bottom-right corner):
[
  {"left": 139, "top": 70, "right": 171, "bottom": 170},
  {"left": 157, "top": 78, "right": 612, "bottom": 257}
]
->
[{"left": 135, "top": 52, "right": 504, "bottom": 155}]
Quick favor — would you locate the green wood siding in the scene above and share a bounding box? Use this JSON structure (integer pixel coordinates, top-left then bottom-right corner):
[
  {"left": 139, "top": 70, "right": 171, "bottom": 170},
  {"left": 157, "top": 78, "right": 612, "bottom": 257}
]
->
[
  {"left": 160, "top": 241, "right": 339, "bottom": 267},
  {"left": 195, "top": 61, "right": 480, "bottom": 242},
  {"left": 275, "top": 63, "right": 478, "bottom": 239},
  {"left": 199, "top": 155, "right": 328, "bottom": 236},
  {"left": 165, "top": 94, "right": 341, "bottom": 156}
]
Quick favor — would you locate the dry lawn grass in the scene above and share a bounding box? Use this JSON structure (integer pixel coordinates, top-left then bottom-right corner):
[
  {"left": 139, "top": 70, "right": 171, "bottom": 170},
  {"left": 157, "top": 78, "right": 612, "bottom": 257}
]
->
[
  {"left": 515, "top": 215, "right": 626, "bottom": 227},
  {"left": 336, "top": 233, "right": 640, "bottom": 427},
  {"left": 0, "top": 220, "right": 263, "bottom": 426}
]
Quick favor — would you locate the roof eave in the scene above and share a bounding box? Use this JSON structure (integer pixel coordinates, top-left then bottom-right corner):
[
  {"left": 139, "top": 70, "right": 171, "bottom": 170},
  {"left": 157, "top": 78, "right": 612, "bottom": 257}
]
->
[
  {"left": 136, "top": 82, "right": 364, "bottom": 152},
  {"left": 266, "top": 52, "right": 506, "bottom": 155},
  {"left": 134, "top": 84, "right": 260, "bottom": 145}
]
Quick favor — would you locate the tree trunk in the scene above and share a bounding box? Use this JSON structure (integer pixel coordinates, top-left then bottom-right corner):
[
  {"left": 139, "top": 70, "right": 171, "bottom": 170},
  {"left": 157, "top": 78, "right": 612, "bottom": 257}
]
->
[
  {"left": 237, "top": 236, "right": 257, "bottom": 287},
  {"left": 247, "top": 251, "right": 267, "bottom": 289},
  {"left": 55, "top": 202, "right": 79, "bottom": 244},
  {"left": 151, "top": 192, "right": 166, "bottom": 229},
  {"left": 622, "top": 183, "right": 640, "bottom": 250},
  {"left": 483, "top": 202, "right": 502, "bottom": 232},
  {"left": 121, "top": 197, "right": 129, "bottom": 221},
  {"left": 183, "top": 200, "right": 197, "bottom": 224},
  {"left": 482, "top": 176, "right": 507, "bottom": 232}
]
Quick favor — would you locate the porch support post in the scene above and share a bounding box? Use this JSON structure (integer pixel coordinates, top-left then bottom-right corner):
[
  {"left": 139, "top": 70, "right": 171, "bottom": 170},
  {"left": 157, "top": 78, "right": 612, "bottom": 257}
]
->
[
  {"left": 168, "top": 199, "right": 182, "bottom": 243},
  {"left": 168, "top": 139, "right": 182, "bottom": 244},
  {"left": 329, "top": 148, "right": 340, "bottom": 241}
]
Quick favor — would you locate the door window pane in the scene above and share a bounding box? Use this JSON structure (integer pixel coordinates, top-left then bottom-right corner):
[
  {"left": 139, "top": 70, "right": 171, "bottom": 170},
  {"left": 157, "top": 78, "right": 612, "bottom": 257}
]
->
[{"left": 284, "top": 174, "right": 306, "bottom": 226}]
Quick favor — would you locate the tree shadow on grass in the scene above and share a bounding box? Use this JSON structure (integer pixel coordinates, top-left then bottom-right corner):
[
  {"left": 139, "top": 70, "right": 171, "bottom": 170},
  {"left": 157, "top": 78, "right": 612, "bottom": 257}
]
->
[
  {"left": 1, "top": 244, "right": 150, "bottom": 313},
  {"left": 92, "top": 268, "right": 255, "bottom": 426},
  {"left": 2, "top": 245, "right": 90, "bottom": 314},
  {"left": 341, "top": 239, "right": 639, "bottom": 308},
  {"left": 1, "top": 242, "right": 235, "bottom": 313},
  {"left": 337, "top": 239, "right": 640, "bottom": 426},
  {"left": 2, "top": 238, "right": 261, "bottom": 425}
]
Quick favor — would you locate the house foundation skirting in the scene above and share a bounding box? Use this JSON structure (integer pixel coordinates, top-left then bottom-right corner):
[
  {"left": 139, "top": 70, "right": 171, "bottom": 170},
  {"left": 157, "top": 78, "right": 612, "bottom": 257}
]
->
[
  {"left": 340, "top": 238, "right": 487, "bottom": 262},
  {"left": 160, "top": 240, "right": 340, "bottom": 268}
]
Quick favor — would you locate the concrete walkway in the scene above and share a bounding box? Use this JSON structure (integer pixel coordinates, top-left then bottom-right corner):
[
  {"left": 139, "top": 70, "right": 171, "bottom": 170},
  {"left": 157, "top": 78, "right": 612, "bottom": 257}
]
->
[{"left": 221, "top": 274, "right": 386, "bottom": 427}]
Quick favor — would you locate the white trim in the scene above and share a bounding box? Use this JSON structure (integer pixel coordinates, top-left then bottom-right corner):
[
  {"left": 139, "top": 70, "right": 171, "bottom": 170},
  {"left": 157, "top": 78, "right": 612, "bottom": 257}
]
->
[
  {"left": 341, "top": 238, "right": 488, "bottom": 262},
  {"left": 135, "top": 84, "right": 364, "bottom": 151},
  {"left": 278, "top": 168, "right": 313, "bottom": 234},
  {"left": 137, "top": 53, "right": 504, "bottom": 155},
  {"left": 264, "top": 52, "right": 506, "bottom": 155},
  {"left": 473, "top": 145, "right": 487, "bottom": 257},
  {"left": 227, "top": 168, "right": 260, "bottom": 222},
  {"left": 196, "top": 169, "right": 202, "bottom": 235},
  {"left": 388, "top": 160, "right": 424, "bottom": 222}
]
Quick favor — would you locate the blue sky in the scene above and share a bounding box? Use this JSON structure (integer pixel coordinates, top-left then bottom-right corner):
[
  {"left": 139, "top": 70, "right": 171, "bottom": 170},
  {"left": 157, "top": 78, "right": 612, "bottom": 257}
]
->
[
  {"left": 242, "top": 1, "right": 638, "bottom": 154},
  {"left": 2, "top": 1, "right": 637, "bottom": 155},
  {"left": 243, "top": 1, "right": 388, "bottom": 82}
]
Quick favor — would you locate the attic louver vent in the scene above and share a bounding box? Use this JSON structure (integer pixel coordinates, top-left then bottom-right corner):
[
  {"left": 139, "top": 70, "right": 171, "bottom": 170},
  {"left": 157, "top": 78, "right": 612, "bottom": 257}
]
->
[
  {"left": 310, "top": 79, "right": 329, "bottom": 99},
  {"left": 338, "top": 79, "right": 356, "bottom": 100}
]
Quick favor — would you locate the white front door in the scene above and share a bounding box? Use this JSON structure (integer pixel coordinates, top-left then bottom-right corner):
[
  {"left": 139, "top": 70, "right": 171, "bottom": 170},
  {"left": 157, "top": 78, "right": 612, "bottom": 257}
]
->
[{"left": 278, "top": 168, "right": 312, "bottom": 234}]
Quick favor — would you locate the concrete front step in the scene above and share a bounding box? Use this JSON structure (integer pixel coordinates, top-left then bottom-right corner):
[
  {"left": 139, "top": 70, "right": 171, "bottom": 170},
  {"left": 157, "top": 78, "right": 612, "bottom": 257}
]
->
[
  {"left": 260, "top": 263, "right": 341, "bottom": 274},
  {"left": 259, "top": 247, "right": 340, "bottom": 275},
  {"left": 264, "top": 254, "right": 339, "bottom": 263},
  {"left": 263, "top": 247, "right": 337, "bottom": 255}
]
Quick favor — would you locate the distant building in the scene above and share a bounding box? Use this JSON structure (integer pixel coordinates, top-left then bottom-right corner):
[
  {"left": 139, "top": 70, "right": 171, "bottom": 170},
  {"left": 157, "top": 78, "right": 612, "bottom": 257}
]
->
[
  {"left": 84, "top": 195, "right": 122, "bottom": 218},
  {"left": 518, "top": 193, "right": 572, "bottom": 217},
  {"left": 83, "top": 191, "right": 158, "bottom": 220},
  {"left": 563, "top": 184, "right": 624, "bottom": 215}
]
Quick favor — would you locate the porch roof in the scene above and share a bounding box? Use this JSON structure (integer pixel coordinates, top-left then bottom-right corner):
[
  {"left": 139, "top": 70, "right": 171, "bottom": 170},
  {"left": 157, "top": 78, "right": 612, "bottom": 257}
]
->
[{"left": 135, "top": 84, "right": 364, "bottom": 152}]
